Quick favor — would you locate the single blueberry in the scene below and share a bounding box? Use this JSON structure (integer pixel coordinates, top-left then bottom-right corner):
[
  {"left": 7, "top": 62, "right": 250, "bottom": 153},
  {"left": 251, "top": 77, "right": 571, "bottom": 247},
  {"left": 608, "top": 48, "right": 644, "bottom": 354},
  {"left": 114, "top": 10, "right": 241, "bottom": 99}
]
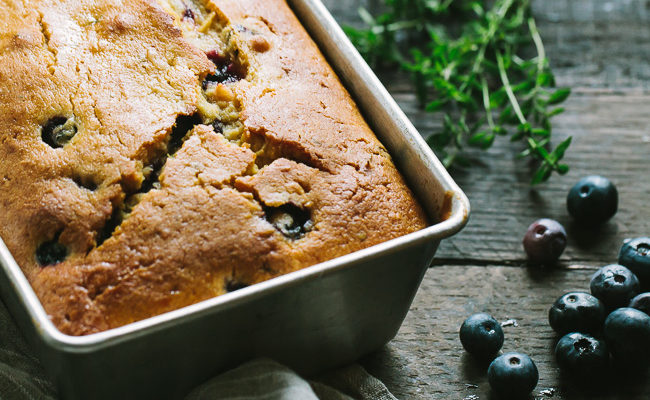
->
[
  {"left": 225, "top": 280, "right": 249, "bottom": 293},
  {"left": 42, "top": 116, "right": 77, "bottom": 148},
  {"left": 567, "top": 175, "right": 618, "bottom": 225},
  {"left": 548, "top": 292, "right": 606, "bottom": 335},
  {"left": 202, "top": 51, "right": 244, "bottom": 88},
  {"left": 618, "top": 237, "right": 650, "bottom": 289},
  {"left": 487, "top": 352, "right": 539, "bottom": 399},
  {"left": 35, "top": 238, "right": 67, "bottom": 266},
  {"left": 168, "top": 113, "right": 202, "bottom": 155},
  {"left": 205, "top": 50, "right": 227, "bottom": 66},
  {"left": 212, "top": 120, "right": 224, "bottom": 134},
  {"left": 590, "top": 264, "right": 640, "bottom": 310},
  {"left": 629, "top": 293, "right": 650, "bottom": 316},
  {"left": 182, "top": 6, "right": 195, "bottom": 21},
  {"left": 555, "top": 332, "right": 609, "bottom": 378},
  {"left": 265, "top": 204, "right": 312, "bottom": 240},
  {"left": 604, "top": 308, "right": 650, "bottom": 367},
  {"left": 523, "top": 218, "right": 567, "bottom": 266},
  {"left": 459, "top": 313, "right": 504, "bottom": 359},
  {"left": 72, "top": 175, "right": 98, "bottom": 191}
]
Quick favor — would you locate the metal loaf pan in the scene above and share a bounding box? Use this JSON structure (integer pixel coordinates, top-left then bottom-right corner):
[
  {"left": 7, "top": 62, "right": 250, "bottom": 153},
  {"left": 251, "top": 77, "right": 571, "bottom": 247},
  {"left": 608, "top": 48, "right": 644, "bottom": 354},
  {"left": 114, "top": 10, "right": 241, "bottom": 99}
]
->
[{"left": 0, "top": 0, "right": 470, "bottom": 399}]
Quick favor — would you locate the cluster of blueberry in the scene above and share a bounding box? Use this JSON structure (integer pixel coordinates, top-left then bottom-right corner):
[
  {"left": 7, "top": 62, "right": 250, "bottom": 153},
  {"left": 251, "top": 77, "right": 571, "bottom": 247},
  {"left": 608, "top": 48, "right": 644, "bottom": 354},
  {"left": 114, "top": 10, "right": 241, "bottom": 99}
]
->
[
  {"left": 523, "top": 175, "right": 618, "bottom": 266},
  {"left": 459, "top": 175, "right": 650, "bottom": 398},
  {"left": 459, "top": 313, "right": 539, "bottom": 398},
  {"left": 548, "top": 239, "right": 650, "bottom": 383}
]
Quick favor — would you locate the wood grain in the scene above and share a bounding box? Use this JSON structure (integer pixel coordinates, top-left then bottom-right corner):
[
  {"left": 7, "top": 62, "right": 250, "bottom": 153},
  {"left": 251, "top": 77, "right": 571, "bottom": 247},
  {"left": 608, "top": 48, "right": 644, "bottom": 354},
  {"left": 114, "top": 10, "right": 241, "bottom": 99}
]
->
[
  {"left": 434, "top": 88, "right": 650, "bottom": 265},
  {"left": 322, "top": 0, "right": 650, "bottom": 265},
  {"left": 361, "top": 265, "right": 650, "bottom": 399},
  {"left": 0, "top": 1, "right": 644, "bottom": 399},
  {"left": 373, "top": 78, "right": 650, "bottom": 265},
  {"left": 532, "top": 0, "right": 650, "bottom": 88},
  {"left": 323, "top": 0, "right": 650, "bottom": 399},
  {"left": 325, "top": 0, "right": 650, "bottom": 88}
]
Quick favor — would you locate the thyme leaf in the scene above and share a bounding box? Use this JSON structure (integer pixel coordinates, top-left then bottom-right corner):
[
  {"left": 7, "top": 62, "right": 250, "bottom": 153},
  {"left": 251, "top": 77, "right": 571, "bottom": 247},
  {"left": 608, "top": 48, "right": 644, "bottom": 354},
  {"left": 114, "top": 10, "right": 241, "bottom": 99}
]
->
[{"left": 344, "top": 0, "right": 572, "bottom": 184}]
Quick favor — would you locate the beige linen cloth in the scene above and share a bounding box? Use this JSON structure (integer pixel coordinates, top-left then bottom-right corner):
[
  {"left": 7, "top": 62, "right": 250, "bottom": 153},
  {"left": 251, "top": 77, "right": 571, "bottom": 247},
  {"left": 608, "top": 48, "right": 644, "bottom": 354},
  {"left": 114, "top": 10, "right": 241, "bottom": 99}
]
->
[{"left": 0, "top": 301, "right": 397, "bottom": 400}]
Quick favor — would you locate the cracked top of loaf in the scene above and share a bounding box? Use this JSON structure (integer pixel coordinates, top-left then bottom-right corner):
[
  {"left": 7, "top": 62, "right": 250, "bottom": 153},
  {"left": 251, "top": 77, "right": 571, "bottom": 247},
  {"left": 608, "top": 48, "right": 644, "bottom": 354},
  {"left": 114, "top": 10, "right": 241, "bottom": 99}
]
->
[{"left": 0, "top": 0, "right": 428, "bottom": 335}]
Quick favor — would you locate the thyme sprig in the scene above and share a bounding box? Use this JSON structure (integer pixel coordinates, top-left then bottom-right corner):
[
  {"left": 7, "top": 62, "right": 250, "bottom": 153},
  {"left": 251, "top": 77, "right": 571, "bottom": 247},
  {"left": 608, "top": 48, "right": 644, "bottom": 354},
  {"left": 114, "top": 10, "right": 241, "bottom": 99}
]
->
[{"left": 345, "top": 0, "right": 572, "bottom": 184}]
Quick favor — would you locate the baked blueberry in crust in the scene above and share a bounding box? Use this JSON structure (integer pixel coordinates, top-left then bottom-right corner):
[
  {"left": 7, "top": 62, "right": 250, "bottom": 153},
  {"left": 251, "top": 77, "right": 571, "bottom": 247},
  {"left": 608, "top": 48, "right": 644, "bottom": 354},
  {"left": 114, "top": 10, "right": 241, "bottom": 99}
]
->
[
  {"left": 41, "top": 116, "right": 77, "bottom": 148},
  {"left": 35, "top": 234, "right": 67, "bottom": 266},
  {"left": 264, "top": 204, "right": 312, "bottom": 240}
]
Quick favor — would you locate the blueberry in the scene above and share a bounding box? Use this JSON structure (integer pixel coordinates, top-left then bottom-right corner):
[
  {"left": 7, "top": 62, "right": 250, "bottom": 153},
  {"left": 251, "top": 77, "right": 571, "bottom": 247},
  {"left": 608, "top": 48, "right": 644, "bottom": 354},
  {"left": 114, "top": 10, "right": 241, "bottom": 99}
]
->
[
  {"left": 522, "top": 219, "right": 567, "bottom": 266},
  {"left": 42, "top": 116, "right": 77, "bottom": 148},
  {"left": 555, "top": 332, "right": 609, "bottom": 378},
  {"left": 225, "top": 280, "right": 249, "bottom": 292},
  {"left": 182, "top": 6, "right": 195, "bottom": 21},
  {"left": 548, "top": 292, "right": 606, "bottom": 335},
  {"left": 487, "top": 352, "right": 539, "bottom": 398},
  {"left": 202, "top": 51, "right": 243, "bottom": 87},
  {"left": 604, "top": 308, "right": 650, "bottom": 367},
  {"left": 590, "top": 264, "right": 640, "bottom": 310},
  {"left": 264, "top": 204, "right": 312, "bottom": 240},
  {"left": 629, "top": 293, "right": 650, "bottom": 316},
  {"left": 35, "top": 238, "right": 67, "bottom": 266},
  {"left": 567, "top": 175, "right": 618, "bottom": 225},
  {"left": 212, "top": 120, "right": 224, "bottom": 134},
  {"left": 618, "top": 237, "right": 650, "bottom": 289},
  {"left": 169, "top": 113, "right": 202, "bottom": 155},
  {"left": 459, "top": 313, "right": 504, "bottom": 359},
  {"left": 205, "top": 50, "right": 227, "bottom": 66}
]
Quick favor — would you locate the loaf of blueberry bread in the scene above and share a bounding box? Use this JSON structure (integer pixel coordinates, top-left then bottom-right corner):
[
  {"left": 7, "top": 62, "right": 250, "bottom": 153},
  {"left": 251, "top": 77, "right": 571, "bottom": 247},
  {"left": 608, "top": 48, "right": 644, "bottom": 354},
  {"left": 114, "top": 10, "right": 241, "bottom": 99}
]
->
[{"left": 0, "top": 0, "right": 428, "bottom": 335}]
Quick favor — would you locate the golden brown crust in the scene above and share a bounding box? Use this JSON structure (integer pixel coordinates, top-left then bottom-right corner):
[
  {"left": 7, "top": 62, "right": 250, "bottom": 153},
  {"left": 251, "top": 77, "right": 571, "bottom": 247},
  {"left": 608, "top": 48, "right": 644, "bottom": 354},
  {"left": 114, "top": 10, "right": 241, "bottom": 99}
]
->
[{"left": 0, "top": 0, "right": 427, "bottom": 335}]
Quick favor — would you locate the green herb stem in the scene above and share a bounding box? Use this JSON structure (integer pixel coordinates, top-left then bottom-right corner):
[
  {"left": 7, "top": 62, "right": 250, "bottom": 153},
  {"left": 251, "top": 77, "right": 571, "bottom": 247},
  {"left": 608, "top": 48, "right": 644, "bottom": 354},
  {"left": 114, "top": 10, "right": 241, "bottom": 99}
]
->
[
  {"left": 496, "top": 51, "right": 527, "bottom": 125},
  {"left": 345, "top": 0, "right": 572, "bottom": 184},
  {"left": 481, "top": 76, "right": 495, "bottom": 132},
  {"left": 369, "top": 19, "right": 422, "bottom": 34},
  {"left": 528, "top": 18, "right": 546, "bottom": 75}
]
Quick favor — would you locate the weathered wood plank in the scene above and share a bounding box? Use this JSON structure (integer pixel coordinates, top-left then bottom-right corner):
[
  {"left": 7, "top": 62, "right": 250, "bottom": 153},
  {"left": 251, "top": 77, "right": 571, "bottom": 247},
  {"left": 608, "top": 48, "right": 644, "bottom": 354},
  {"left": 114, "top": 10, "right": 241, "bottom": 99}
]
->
[
  {"left": 361, "top": 265, "right": 650, "bottom": 399},
  {"left": 0, "top": 2, "right": 646, "bottom": 400},
  {"left": 323, "top": 2, "right": 650, "bottom": 400},
  {"left": 433, "top": 88, "right": 650, "bottom": 264},
  {"left": 532, "top": 0, "right": 650, "bottom": 88},
  {"left": 322, "top": 0, "right": 650, "bottom": 88},
  {"left": 323, "top": 0, "right": 650, "bottom": 264},
  {"left": 368, "top": 81, "right": 650, "bottom": 266}
]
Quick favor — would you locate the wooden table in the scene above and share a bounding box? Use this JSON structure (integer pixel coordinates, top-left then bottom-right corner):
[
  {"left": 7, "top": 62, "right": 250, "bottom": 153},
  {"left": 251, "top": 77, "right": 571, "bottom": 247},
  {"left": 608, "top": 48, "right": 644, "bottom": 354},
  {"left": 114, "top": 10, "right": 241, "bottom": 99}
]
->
[{"left": 324, "top": 0, "right": 650, "bottom": 398}]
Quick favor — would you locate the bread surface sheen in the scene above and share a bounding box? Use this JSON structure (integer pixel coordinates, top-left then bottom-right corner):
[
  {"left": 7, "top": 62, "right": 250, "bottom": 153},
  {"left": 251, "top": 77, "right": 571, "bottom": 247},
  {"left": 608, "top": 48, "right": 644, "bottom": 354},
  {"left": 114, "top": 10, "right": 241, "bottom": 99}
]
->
[{"left": 0, "top": 0, "right": 428, "bottom": 335}]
